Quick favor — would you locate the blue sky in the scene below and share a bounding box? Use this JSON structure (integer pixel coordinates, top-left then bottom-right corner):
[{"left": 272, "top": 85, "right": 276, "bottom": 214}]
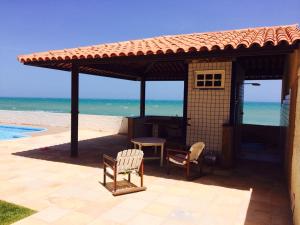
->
[{"left": 0, "top": 0, "right": 299, "bottom": 101}]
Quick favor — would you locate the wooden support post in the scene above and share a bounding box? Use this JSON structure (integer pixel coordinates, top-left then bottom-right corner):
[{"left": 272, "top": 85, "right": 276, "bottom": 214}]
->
[
  {"left": 71, "top": 64, "right": 79, "bottom": 157},
  {"left": 140, "top": 78, "right": 146, "bottom": 117}
]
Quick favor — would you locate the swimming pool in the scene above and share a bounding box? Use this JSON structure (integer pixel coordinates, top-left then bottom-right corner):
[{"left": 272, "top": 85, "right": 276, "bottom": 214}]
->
[{"left": 0, "top": 125, "right": 45, "bottom": 140}]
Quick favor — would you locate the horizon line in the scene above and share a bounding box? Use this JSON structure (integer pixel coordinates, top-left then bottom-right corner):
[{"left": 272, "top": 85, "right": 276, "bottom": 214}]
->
[{"left": 0, "top": 96, "right": 281, "bottom": 103}]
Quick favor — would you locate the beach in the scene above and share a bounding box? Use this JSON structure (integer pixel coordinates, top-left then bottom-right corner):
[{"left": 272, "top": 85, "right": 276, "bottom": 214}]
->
[{"left": 0, "top": 110, "right": 128, "bottom": 134}]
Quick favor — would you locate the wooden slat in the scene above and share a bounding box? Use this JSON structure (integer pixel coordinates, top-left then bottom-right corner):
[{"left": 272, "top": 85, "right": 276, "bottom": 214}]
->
[{"left": 116, "top": 149, "right": 144, "bottom": 174}]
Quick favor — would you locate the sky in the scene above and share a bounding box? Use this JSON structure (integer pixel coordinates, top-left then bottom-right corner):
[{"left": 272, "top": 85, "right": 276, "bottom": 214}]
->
[
  {"left": 244, "top": 80, "right": 282, "bottom": 102},
  {"left": 0, "top": 0, "right": 299, "bottom": 101}
]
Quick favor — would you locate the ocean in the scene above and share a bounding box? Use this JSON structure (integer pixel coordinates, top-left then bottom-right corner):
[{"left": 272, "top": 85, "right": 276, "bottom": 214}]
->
[{"left": 0, "top": 97, "right": 281, "bottom": 126}]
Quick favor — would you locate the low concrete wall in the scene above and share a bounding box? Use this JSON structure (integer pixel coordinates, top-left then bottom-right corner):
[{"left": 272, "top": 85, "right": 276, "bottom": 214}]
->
[
  {"left": 241, "top": 124, "right": 281, "bottom": 149},
  {"left": 0, "top": 110, "right": 128, "bottom": 134}
]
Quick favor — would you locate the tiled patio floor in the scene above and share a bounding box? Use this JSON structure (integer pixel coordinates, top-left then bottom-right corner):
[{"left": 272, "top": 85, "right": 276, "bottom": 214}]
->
[{"left": 0, "top": 129, "right": 293, "bottom": 225}]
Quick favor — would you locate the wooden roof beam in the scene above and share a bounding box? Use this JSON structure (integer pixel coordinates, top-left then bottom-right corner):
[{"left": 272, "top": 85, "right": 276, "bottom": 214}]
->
[{"left": 83, "top": 65, "right": 141, "bottom": 80}]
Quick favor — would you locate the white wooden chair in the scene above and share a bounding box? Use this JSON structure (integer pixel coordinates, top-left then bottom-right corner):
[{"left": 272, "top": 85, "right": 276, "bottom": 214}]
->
[
  {"left": 103, "top": 149, "right": 146, "bottom": 195},
  {"left": 166, "top": 142, "right": 205, "bottom": 180}
]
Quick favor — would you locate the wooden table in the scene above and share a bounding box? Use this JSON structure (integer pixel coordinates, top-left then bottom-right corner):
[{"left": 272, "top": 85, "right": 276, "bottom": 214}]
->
[{"left": 131, "top": 137, "right": 166, "bottom": 166}]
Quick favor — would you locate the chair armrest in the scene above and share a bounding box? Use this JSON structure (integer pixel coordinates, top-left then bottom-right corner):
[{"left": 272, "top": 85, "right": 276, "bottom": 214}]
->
[
  {"left": 166, "top": 143, "right": 190, "bottom": 151},
  {"left": 166, "top": 148, "right": 188, "bottom": 154},
  {"left": 103, "top": 154, "right": 116, "bottom": 168}
]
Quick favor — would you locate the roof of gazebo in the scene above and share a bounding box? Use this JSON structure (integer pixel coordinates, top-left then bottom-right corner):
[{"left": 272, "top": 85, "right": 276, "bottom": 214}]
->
[{"left": 18, "top": 24, "right": 300, "bottom": 81}]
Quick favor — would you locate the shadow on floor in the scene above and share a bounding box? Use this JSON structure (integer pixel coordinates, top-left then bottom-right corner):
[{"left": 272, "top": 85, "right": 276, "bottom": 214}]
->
[
  {"left": 13, "top": 134, "right": 129, "bottom": 168},
  {"left": 11, "top": 134, "right": 288, "bottom": 188},
  {"left": 12, "top": 134, "right": 293, "bottom": 224}
]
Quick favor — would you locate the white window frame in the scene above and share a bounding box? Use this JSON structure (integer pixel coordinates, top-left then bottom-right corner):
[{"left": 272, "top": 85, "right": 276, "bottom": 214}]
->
[{"left": 194, "top": 70, "right": 225, "bottom": 89}]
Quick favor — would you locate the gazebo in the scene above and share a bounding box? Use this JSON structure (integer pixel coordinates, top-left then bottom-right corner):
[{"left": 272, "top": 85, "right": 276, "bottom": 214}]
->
[
  {"left": 18, "top": 24, "right": 300, "bottom": 224},
  {"left": 18, "top": 24, "right": 300, "bottom": 158}
]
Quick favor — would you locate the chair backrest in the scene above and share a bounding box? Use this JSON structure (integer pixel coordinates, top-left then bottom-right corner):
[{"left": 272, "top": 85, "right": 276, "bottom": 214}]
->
[
  {"left": 189, "top": 142, "right": 205, "bottom": 161},
  {"left": 116, "top": 149, "right": 144, "bottom": 174}
]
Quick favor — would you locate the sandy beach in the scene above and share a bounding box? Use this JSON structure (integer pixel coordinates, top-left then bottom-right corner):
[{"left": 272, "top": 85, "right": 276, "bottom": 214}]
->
[{"left": 0, "top": 110, "right": 128, "bottom": 134}]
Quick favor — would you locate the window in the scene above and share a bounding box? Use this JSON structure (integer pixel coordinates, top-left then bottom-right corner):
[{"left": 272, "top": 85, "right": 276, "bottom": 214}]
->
[
  {"left": 243, "top": 79, "right": 282, "bottom": 126},
  {"left": 195, "top": 70, "right": 225, "bottom": 89}
]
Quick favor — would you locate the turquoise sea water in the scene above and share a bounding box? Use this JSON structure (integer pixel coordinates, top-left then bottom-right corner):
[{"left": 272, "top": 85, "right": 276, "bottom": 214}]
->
[
  {"left": 243, "top": 102, "right": 281, "bottom": 126},
  {"left": 0, "top": 98, "right": 281, "bottom": 126}
]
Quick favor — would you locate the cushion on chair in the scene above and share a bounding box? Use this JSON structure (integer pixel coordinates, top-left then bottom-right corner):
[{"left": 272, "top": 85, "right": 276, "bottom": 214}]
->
[
  {"left": 168, "top": 153, "right": 200, "bottom": 165},
  {"left": 168, "top": 154, "right": 187, "bottom": 165}
]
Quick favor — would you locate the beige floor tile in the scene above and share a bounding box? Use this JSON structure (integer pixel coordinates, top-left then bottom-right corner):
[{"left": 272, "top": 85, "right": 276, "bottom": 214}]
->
[
  {"left": 47, "top": 196, "right": 92, "bottom": 210},
  {"left": 87, "top": 217, "right": 122, "bottom": 225},
  {"left": 12, "top": 217, "right": 49, "bottom": 225},
  {"left": 32, "top": 206, "right": 70, "bottom": 223},
  {"left": 101, "top": 206, "right": 137, "bottom": 223},
  {"left": 125, "top": 212, "right": 164, "bottom": 225},
  {"left": 116, "top": 198, "right": 150, "bottom": 211},
  {"left": 168, "top": 208, "right": 202, "bottom": 224},
  {"left": 54, "top": 211, "right": 94, "bottom": 225},
  {"left": 161, "top": 218, "right": 195, "bottom": 225},
  {"left": 143, "top": 202, "right": 173, "bottom": 217},
  {"left": 76, "top": 200, "right": 119, "bottom": 218},
  {"left": 195, "top": 215, "right": 235, "bottom": 225},
  {"left": 131, "top": 190, "right": 160, "bottom": 201},
  {"left": 156, "top": 195, "right": 184, "bottom": 206}
]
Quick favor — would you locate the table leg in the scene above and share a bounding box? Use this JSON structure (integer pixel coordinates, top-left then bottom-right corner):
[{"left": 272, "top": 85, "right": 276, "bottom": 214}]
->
[
  {"left": 153, "top": 124, "right": 159, "bottom": 137},
  {"left": 154, "top": 146, "right": 157, "bottom": 155},
  {"left": 160, "top": 144, "right": 164, "bottom": 167}
]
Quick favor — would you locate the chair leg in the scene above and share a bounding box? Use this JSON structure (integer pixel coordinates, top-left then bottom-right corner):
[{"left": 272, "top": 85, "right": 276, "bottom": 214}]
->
[
  {"left": 140, "top": 160, "right": 144, "bottom": 187},
  {"left": 113, "top": 168, "right": 117, "bottom": 193},
  {"left": 198, "top": 163, "right": 202, "bottom": 176},
  {"left": 166, "top": 158, "right": 170, "bottom": 175},
  {"left": 140, "top": 173, "right": 144, "bottom": 187},
  {"left": 198, "top": 157, "right": 203, "bottom": 176},
  {"left": 103, "top": 165, "right": 106, "bottom": 185},
  {"left": 186, "top": 164, "right": 190, "bottom": 180},
  {"left": 128, "top": 173, "right": 131, "bottom": 182}
]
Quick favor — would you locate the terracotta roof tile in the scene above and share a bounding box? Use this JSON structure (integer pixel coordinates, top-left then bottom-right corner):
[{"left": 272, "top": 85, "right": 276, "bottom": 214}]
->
[{"left": 18, "top": 24, "right": 300, "bottom": 63}]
